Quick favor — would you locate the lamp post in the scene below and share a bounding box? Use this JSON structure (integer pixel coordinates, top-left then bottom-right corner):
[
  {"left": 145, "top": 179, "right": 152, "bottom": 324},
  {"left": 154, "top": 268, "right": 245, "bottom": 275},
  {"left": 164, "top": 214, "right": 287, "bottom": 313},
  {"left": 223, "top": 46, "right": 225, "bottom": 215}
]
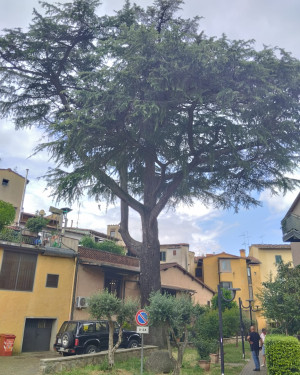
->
[
  {"left": 239, "top": 298, "right": 260, "bottom": 359},
  {"left": 240, "top": 299, "right": 260, "bottom": 325},
  {"left": 218, "top": 284, "right": 240, "bottom": 375}
]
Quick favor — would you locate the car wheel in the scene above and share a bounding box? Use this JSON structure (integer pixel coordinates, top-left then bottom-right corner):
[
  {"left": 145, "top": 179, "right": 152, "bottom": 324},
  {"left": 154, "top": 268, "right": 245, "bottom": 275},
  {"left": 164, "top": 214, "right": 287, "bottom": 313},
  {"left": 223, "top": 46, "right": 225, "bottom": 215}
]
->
[
  {"left": 85, "top": 345, "right": 99, "bottom": 354},
  {"left": 61, "top": 331, "right": 74, "bottom": 349},
  {"left": 128, "top": 339, "right": 139, "bottom": 349}
]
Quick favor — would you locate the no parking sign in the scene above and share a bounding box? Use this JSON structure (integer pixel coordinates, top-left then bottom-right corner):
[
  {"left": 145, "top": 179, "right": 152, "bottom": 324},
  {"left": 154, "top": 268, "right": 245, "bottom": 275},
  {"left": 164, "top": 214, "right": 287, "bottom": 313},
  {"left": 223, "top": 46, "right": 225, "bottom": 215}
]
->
[{"left": 135, "top": 309, "right": 149, "bottom": 326}]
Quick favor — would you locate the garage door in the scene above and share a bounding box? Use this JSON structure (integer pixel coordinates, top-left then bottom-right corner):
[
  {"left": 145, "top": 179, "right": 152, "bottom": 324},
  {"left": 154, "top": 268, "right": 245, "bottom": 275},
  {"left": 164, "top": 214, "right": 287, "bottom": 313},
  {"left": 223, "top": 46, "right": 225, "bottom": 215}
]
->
[{"left": 22, "top": 319, "right": 54, "bottom": 352}]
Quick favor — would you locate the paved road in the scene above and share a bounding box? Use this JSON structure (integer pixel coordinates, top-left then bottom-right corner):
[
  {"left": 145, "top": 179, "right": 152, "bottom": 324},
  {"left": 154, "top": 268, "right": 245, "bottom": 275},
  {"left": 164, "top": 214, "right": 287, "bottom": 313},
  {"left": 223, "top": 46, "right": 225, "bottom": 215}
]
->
[{"left": 0, "top": 351, "right": 58, "bottom": 375}]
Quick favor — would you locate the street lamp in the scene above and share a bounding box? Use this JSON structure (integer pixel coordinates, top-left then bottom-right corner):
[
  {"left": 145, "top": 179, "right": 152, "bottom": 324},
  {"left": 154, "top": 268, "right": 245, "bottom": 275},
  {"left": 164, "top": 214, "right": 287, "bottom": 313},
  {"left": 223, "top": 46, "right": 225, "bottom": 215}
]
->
[
  {"left": 217, "top": 284, "right": 240, "bottom": 375},
  {"left": 238, "top": 298, "right": 260, "bottom": 359}
]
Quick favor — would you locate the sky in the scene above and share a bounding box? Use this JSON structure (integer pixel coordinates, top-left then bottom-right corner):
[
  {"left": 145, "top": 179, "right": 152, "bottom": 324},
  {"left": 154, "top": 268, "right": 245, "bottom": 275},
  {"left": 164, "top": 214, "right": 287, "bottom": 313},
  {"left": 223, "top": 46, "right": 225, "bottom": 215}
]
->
[{"left": 0, "top": 0, "right": 299, "bottom": 256}]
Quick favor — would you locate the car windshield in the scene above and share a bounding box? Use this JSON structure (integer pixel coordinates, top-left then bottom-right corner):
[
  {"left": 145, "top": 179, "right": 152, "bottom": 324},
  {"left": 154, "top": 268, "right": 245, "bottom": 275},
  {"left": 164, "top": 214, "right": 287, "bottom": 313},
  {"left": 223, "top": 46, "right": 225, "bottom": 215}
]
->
[{"left": 58, "top": 322, "right": 78, "bottom": 334}]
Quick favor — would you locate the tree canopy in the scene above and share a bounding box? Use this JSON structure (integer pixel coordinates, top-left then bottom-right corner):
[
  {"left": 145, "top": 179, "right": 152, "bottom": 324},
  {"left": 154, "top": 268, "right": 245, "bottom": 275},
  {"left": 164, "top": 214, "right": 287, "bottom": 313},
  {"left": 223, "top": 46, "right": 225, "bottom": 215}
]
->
[
  {"left": 258, "top": 262, "right": 300, "bottom": 335},
  {"left": 1, "top": 0, "right": 300, "bottom": 305}
]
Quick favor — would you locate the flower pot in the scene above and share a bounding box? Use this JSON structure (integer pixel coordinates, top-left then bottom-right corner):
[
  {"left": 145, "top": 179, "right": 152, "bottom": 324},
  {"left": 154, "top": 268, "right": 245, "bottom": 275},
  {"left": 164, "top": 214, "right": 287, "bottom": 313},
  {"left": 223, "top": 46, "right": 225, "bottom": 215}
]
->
[
  {"left": 210, "top": 353, "right": 219, "bottom": 363},
  {"left": 198, "top": 360, "right": 211, "bottom": 371}
]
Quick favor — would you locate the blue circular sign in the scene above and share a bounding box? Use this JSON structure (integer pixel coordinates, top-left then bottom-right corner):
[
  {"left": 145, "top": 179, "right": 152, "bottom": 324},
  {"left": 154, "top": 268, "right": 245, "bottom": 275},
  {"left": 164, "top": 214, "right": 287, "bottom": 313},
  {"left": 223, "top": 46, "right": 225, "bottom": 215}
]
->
[{"left": 136, "top": 309, "right": 149, "bottom": 326}]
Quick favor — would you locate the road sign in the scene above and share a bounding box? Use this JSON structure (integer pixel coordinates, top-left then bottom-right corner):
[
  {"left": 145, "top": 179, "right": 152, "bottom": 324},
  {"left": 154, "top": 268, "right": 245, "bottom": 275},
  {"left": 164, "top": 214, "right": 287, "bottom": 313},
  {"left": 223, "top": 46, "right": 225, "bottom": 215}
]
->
[
  {"left": 137, "top": 326, "right": 149, "bottom": 334},
  {"left": 135, "top": 309, "right": 149, "bottom": 326}
]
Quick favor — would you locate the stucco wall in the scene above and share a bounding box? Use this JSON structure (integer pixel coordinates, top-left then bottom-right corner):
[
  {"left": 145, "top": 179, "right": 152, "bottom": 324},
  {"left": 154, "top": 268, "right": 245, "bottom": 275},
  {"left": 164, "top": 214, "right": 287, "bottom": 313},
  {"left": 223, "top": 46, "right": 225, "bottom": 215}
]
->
[
  {"left": 291, "top": 242, "right": 300, "bottom": 266},
  {"left": 0, "top": 247, "right": 76, "bottom": 353},
  {"left": 160, "top": 266, "right": 213, "bottom": 305},
  {"left": 0, "top": 169, "right": 25, "bottom": 224}
]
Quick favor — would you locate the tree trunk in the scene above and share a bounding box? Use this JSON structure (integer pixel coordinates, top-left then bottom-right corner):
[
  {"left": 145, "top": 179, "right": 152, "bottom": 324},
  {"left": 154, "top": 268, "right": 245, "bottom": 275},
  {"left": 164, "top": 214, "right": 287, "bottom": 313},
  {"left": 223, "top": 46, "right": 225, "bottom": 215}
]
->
[
  {"left": 139, "top": 212, "right": 161, "bottom": 307},
  {"left": 108, "top": 320, "right": 115, "bottom": 367}
]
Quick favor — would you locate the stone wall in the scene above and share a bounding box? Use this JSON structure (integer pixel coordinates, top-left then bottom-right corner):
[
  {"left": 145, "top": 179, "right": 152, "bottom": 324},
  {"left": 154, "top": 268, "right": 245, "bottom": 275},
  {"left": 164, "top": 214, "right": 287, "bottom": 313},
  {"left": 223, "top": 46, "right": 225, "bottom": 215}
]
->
[{"left": 39, "top": 346, "right": 157, "bottom": 374}]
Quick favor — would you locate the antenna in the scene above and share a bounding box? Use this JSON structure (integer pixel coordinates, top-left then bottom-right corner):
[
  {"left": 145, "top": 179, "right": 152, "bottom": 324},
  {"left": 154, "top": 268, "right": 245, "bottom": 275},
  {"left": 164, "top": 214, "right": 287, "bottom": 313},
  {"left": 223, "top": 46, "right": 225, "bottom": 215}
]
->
[{"left": 76, "top": 203, "right": 81, "bottom": 228}]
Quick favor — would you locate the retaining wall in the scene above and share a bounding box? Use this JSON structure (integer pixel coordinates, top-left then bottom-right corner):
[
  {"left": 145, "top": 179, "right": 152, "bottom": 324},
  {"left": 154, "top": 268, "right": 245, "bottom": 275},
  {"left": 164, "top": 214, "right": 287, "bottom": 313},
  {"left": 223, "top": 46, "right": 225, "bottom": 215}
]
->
[{"left": 39, "top": 346, "right": 158, "bottom": 374}]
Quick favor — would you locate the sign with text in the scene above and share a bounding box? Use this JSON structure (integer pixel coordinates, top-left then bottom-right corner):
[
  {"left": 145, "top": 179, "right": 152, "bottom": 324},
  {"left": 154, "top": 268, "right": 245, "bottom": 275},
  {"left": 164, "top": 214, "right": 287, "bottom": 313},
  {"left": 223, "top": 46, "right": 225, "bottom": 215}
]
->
[{"left": 137, "top": 326, "right": 149, "bottom": 334}]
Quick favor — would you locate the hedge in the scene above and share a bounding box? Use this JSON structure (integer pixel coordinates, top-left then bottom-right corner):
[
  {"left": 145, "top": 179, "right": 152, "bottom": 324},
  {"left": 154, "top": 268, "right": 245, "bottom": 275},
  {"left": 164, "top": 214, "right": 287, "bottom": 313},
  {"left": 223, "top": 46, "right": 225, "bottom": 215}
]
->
[{"left": 265, "top": 335, "right": 300, "bottom": 375}]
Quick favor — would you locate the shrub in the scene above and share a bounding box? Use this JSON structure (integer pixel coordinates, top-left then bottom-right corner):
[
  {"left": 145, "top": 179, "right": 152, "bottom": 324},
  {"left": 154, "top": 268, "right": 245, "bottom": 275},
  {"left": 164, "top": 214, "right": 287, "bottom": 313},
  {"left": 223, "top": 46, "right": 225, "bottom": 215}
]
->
[
  {"left": 79, "top": 236, "right": 125, "bottom": 255},
  {"left": 265, "top": 335, "right": 300, "bottom": 375}
]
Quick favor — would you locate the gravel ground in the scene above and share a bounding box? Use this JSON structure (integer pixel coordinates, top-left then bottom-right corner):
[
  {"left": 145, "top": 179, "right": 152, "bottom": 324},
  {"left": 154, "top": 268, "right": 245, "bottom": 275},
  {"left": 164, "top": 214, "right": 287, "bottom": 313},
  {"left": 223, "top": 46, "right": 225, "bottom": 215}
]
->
[{"left": 0, "top": 351, "right": 58, "bottom": 375}]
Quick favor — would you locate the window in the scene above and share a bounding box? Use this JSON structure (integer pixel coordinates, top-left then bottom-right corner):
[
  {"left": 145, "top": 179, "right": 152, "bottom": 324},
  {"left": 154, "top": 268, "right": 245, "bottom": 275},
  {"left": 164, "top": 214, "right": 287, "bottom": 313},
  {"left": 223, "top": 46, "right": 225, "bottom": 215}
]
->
[
  {"left": 220, "top": 281, "right": 232, "bottom": 290},
  {"left": 275, "top": 255, "right": 282, "bottom": 264},
  {"left": 2, "top": 179, "right": 9, "bottom": 186},
  {"left": 104, "top": 276, "right": 121, "bottom": 298},
  {"left": 195, "top": 267, "right": 203, "bottom": 278},
  {"left": 219, "top": 259, "right": 231, "bottom": 272},
  {"left": 173, "top": 250, "right": 177, "bottom": 256},
  {"left": 110, "top": 231, "right": 116, "bottom": 238},
  {"left": 160, "top": 251, "right": 166, "bottom": 261},
  {"left": 95, "top": 322, "right": 107, "bottom": 332},
  {"left": 46, "top": 274, "right": 59, "bottom": 288},
  {"left": 247, "top": 267, "right": 252, "bottom": 284},
  {"left": 0, "top": 250, "right": 37, "bottom": 291}
]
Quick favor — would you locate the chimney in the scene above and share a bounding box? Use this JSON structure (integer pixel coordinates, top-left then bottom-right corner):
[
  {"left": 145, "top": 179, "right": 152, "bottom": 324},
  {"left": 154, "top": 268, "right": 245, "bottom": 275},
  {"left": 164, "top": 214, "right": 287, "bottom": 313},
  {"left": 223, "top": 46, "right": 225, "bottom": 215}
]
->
[{"left": 240, "top": 249, "right": 246, "bottom": 257}]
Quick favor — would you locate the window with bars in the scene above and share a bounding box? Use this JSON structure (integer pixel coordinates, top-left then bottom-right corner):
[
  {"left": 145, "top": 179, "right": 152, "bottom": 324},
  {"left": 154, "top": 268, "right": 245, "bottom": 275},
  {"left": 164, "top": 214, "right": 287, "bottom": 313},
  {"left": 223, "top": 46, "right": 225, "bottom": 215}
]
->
[
  {"left": 46, "top": 274, "right": 59, "bottom": 288},
  {"left": 0, "top": 250, "right": 37, "bottom": 291}
]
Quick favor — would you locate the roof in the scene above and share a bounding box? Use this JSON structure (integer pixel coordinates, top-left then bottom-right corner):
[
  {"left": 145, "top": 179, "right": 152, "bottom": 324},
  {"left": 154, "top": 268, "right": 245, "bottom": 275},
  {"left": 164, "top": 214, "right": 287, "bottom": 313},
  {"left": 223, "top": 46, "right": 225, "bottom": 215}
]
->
[
  {"left": 205, "top": 251, "right": 242, "bottom": 259},
  {"left": 246, "top": 256, "right": 261, "bottom": 265},
  {"left": 0, "top": 168, "right": 27, "bottom": 180},
  {"left": 282, "top": 192, "right": 300, "bottom": 220},
  {"left": 250, "top": 244, "right": 291, "bottom": 250},
  {"left": 161, "top": 284, "right": 196, "bottom": 293},
  {"left": 65, "top": 227, "right": 112, "bottom": 240},
  {"left": 160, "top": 262, "right": 214, "bottom": 294},
  {"left": 160, "top": 243, "right": 189, "bottom": 248}
]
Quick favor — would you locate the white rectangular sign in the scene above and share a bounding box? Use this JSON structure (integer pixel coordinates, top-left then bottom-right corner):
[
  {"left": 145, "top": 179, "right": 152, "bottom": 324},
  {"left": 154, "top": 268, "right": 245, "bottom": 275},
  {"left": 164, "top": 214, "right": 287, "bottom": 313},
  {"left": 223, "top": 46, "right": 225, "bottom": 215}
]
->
[{"left": 137, "top": 326, "right": 149, "bottom": 334}]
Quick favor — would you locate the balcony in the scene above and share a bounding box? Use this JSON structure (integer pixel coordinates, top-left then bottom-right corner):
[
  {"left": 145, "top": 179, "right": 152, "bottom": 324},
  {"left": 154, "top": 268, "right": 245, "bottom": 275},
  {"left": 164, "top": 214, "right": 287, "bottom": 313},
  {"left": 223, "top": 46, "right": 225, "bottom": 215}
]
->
[{"left": 281, "top": 213, "right": 300, "bottom": 242}]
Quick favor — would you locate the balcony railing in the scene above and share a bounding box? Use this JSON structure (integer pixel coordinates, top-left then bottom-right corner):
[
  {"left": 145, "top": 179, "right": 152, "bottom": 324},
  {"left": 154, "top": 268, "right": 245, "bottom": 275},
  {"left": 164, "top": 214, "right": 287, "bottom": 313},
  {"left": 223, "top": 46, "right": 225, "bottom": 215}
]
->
[
  {"left": 0, "top": 228, "right": 64, "bottom": 248},
  {"left": 281, "top": 213, "right": 300, "bottom": 242}
]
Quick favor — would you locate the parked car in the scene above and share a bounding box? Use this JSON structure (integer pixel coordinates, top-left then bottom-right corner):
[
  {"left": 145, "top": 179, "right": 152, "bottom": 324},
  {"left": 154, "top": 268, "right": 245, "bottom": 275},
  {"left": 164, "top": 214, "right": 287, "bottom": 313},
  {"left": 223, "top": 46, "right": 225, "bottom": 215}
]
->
[{"left": 54, "top": 320, "right": 141, "bottom": 355}]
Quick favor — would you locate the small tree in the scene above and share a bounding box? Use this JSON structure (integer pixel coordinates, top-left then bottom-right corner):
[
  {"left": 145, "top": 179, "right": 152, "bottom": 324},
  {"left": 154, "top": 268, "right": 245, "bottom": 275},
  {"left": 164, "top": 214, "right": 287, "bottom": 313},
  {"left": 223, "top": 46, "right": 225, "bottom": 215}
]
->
[
  {"left": 0, "top": 200, "right": 15, "bottom": 230},
  {"left": 88, "top": 290, "right": 138, "bottom": 367},
  {"left": 25, "top": 215, "right": 49, "bottom": 235},
  {"left": 147, "top": 291, "right": 194, "bottom": 375}
]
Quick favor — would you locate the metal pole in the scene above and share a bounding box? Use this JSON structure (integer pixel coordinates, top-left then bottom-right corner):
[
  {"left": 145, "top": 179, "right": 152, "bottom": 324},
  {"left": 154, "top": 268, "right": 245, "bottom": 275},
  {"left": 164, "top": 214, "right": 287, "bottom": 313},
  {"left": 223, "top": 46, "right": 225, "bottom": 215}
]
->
[
  {"left": 239, "top": 298, "right": 245, "bottom": 359},
  {"left": 218, "top": 285, "right": 225, "bottom": 375},
  {"left": 249, "top": 304, "right": 253, "bottom": 326},
  {"left": 141, "top": 333, "right": 144, "bottom": 375}
]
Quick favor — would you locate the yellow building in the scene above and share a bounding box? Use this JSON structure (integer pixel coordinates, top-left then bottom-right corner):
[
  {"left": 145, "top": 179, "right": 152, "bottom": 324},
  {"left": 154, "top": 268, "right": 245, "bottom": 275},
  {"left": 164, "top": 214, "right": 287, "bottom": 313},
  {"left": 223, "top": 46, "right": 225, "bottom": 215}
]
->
[
  {"left": 248, "top": 244, "right": 293, "bottom": 329},
  {"left": 198, "top": 251, "right": 251, "bottom": 306},
  {"left": 0, "top": 168, "right": 28, "bottom": 225},
  {"left": 0, "top": 240, "right": 76, "bottom": 353}
]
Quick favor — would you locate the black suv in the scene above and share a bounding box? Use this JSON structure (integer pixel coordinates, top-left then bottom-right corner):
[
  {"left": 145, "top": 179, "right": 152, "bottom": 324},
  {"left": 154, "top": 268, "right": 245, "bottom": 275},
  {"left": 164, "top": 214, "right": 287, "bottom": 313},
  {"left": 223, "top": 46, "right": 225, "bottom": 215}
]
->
[{"left": 54, "top": 320, "right": 141, "bottom": 355}]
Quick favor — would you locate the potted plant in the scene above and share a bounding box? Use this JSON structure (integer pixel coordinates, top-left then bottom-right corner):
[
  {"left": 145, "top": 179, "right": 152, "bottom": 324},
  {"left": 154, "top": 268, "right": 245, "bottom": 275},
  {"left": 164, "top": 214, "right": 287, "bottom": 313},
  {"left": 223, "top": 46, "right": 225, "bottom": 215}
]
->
[
  {"left": 209, "top": 339, "right": 219, "bottom": 364},
  {"left": 195, "top": 338, "right": 211, "bottom": 371}
]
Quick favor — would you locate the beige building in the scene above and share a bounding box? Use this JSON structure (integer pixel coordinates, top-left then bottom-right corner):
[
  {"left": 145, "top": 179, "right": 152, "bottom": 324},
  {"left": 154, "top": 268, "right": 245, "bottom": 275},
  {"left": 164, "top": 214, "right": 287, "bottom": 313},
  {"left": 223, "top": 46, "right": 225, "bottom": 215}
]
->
[
  {"left": 0, "top": 168, "right": 28, "bottom": 225},
  {"left": 281, "top": 192, "right": 300, "bottom": 265},
  {"left": 160, "top": 243, "right": 195, "bottom": 273}
]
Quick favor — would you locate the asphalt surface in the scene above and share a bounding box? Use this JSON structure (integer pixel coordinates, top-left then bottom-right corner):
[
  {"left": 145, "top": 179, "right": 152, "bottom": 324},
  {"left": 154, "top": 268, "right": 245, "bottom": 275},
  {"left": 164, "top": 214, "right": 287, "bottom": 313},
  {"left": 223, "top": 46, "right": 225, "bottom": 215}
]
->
[{"left": 0, "top": 351, "right": 58, "bottom": 375}]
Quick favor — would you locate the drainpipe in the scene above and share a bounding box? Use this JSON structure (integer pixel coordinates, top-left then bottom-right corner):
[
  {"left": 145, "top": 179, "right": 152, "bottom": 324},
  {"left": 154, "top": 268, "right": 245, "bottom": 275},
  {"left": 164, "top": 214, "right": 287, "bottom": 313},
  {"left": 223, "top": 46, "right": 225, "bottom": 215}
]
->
[
  {"left": 70, "top": 257, "right": 79, "bottom": 320},
  {"left": 18, "top": 169, "right": 29, "bottom": 226}
]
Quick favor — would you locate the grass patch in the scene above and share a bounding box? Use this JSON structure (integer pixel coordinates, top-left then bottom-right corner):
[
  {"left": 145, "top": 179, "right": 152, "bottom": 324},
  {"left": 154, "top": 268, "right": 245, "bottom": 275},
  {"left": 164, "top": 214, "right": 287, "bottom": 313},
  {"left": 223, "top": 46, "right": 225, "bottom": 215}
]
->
[{"left": 54, "top": 342, "right": 250, "bottom": 375}]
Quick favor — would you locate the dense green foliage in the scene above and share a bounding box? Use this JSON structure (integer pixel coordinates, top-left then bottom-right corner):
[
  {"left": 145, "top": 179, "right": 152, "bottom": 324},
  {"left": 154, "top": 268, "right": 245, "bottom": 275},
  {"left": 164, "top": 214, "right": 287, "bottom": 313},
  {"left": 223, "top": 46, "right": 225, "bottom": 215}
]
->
[
  {"left": 258, "top": 262, "right": 300, "bottom": 335},
  {"left": 265, "top": 335, "right": 300, "bottom": 375},
  {"left": 79, "top": 236, "right": 125, "bottom": 255},
  {"left": 25, "top": 216, "right": 49, "bottom": 234},
  {"left": 0, "top": 200, "right": 15, "bottom": 230},
  {"left": 1, "top": 0, "right": 300, "bottom": 304}
]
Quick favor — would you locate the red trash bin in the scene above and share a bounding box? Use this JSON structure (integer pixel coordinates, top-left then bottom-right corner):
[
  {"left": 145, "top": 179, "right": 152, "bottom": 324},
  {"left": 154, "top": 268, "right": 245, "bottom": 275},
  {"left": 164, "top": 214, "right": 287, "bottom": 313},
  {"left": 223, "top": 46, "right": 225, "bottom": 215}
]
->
[{"left": 0, "top": 334, "right": 16, "bottom": 356}]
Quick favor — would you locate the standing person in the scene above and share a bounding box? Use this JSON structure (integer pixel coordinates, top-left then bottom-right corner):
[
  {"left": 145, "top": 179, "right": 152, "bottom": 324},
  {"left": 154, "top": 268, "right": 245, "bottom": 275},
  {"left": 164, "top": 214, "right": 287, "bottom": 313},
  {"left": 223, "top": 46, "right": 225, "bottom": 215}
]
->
[
  {"left": 247, "top": 326, "right": 262, "bottom": 371},
  {"left": 260, "top": 328, "right": 267, "bottom": 367}
]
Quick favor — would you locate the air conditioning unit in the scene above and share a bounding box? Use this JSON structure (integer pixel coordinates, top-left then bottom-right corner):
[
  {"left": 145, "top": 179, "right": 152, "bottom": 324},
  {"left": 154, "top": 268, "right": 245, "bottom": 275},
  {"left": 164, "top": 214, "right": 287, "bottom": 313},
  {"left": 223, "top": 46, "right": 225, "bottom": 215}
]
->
[{"left": 76, "top": 296, "right": 88, "bottom": 309}]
